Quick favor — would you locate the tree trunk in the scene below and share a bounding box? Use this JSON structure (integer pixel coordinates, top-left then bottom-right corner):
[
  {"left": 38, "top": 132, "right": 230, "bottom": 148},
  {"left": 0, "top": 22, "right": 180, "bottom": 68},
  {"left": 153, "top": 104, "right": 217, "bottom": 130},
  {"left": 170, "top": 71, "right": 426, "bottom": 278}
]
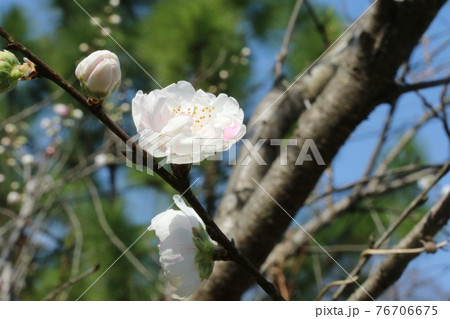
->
[{"left": 190, "top": 0, "right": 447, "bottom": 300}]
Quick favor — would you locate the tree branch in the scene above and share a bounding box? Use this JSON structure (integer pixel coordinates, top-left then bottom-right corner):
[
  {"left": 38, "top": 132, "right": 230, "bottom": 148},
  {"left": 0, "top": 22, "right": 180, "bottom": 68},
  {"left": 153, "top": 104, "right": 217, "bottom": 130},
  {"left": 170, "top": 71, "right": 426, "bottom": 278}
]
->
[
  {"left": 261, "top": 162, "right": 445, "bottom": 275},
  {"left": 399, "top": 75, "right": 450, "bottom": 93},
  {"left": 0, "top": 28, "right": 283, "bottom": 300},
  {"left": 193, "top": 0, "right": 447, "bottom": 300},
  {"left": 274, "top": 0, "right": 305, "bottom": 81},
  {"left": 332, "top": 163, "right": 449, "bottom": 299},
  {"left": 42, "top": 264, "right": 100, "bottom": 301},
  {"left": 348, "top": 192, "right": 450, "bottom": 301}
]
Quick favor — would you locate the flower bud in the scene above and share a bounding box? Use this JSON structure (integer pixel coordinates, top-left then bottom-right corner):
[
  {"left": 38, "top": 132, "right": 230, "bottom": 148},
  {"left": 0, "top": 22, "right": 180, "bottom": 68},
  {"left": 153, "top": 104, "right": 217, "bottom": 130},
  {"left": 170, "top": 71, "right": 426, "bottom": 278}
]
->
[
  {"left": 0, "top": 50, "right": 25, "bottom": 94},
  {"left": 75, "top": 50, "right": 121, "bottom": 99}
]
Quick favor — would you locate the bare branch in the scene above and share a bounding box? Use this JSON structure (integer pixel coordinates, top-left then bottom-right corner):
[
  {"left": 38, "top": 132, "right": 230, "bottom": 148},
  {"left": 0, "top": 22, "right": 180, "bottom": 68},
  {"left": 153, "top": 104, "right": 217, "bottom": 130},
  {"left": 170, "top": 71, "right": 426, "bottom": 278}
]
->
[
  {"left": 399, "top": 75, "right": 450, "bottom": 93},
  {"left": 0, "top": 89, "right": 64, "bottom": 132},
  {"left": 304, "top": 0, "right": 330, "bottom": 47},
  {"left": 86, "top": 180, "right": 155, "bottom": 282},
  {"left": 315, "top": 275, "right": 359, "bottom": 301},
  {"left": 274, "top": 0, "right": 305, "bottom": 81},
  {"left": 42, "top": 264, "right": 100, "bottom": 301},
  {"left": 348, "top": 192, "right": 450, "bottom": 300},
  {"left": 332, "top": 163, "right": 449, "bottom": 299},
  {"left": 361, "top": 239, "right": 449, "bottom": 256}
]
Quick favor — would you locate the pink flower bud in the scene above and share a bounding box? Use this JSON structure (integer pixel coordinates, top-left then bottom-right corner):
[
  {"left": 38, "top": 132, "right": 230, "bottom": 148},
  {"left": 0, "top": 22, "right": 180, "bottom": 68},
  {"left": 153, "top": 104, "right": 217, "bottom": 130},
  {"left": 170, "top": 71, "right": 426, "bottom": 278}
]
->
[{"left": 75, "top": 50, "right": 121, "bottom": 99}]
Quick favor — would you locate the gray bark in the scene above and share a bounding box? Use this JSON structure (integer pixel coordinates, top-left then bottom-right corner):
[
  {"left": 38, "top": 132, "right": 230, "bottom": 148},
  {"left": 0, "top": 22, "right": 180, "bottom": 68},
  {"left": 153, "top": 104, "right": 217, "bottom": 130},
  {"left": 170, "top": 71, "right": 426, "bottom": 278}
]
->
[{"left": 191, "top": 0, "right": 448, "bottom": 300}]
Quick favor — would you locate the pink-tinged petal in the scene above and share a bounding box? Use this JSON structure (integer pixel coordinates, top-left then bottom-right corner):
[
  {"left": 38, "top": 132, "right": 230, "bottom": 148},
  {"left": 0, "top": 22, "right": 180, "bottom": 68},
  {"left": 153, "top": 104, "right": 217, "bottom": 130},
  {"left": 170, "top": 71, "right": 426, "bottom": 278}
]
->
[
  {"left": 223, "top": 122, "right": 242, "bottom": 142},
  {"left": 75, "top": 50, "right": 121, "bottom": 98},
  {"left": 132, "top": 80, "right": 245, "bottom": 163}
]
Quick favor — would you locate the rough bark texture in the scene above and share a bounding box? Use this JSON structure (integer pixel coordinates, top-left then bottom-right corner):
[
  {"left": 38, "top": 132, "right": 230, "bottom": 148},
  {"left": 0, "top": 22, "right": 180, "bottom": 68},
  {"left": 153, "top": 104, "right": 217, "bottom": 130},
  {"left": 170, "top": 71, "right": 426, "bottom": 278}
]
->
[
  {"left": 190, "top": 0, "right": 447, "bottom": 300},
  {"left": 348, "top": 193, "right": 450, "bottom": 301}
]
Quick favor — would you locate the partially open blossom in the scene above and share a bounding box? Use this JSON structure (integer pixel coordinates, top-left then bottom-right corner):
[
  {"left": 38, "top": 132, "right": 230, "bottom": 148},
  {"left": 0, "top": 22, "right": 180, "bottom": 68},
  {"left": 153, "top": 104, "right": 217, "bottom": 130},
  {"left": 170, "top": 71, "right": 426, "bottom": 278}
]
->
[
  {"left": 132, "top": 81, "right": 246, "bottom": 164},
  {"left": 0, "top": 50, "right": 24, "bottom": 94},
  {"left": 17, "top": 58, "right": 36, "bottom": 80},
  {"left": 75, "top": 50, "right": 121, "bottom": 99},
  {"left": 149, "top": 195, "right": 216, "bottom": 299}
]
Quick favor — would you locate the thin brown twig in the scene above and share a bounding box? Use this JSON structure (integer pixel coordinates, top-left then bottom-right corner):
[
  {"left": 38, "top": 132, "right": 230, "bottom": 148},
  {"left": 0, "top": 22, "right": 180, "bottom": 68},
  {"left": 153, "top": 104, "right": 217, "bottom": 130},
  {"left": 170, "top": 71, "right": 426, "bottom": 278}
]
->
[
  {"left": 344, "top": 102, "right": 397, "bottom": 203},
  {"left": 415, "top": 90, "right": 450, "bottom": 139},
  {"left": 399, "top": 75, "right": 450, "bottom": 93},
  {"left": 0, "top": 89, "right": 64, "bottom": 131},
  {"left": 369, "top": 100, "right": 448, "bottom": 185},
  {"left": 315, "top": 276, "right": 359, "bottom": 301},
  {"left": 0, "top": 27, "right": 284, "bottom": 301},
  {"left": 262, "top": 162, "right": 444, "bottom": 276},
  {"left": 439, "top": 84, "right": 450, "bottom": 140},
  {"left": 332, "top": 162, "right": 450, "bottom": 300},
  {"left": 324, "top": 166, "right": 334, "bottom": 210},
  {"left": 86, "top": 180, "right": 154, "bottom": 281},
  {"left": 348, "top": 193, "right": 450, "bottom": 300},
  {"left": 42, "top": 264, "right": 100, "bottom": 301},
  {"left": 304, "top": 0, "right": 330, "bottom": 47},
  {"left": 362, "top": 239, "right": 449, "bottom": 256},
  {"left": 274, "top": 0, "right": 305, "bottom": 81},
  {"left": 307, "top": 163, "right": 444, "bottom": 204}
]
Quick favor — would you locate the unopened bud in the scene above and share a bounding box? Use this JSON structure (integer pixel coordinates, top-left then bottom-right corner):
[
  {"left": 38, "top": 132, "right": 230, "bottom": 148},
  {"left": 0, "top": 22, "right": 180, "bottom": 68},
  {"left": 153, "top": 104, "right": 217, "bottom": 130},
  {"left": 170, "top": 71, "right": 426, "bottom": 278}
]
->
[
  {"left": 75, "top": 50, "right": 121, "bottom": 99},
  {"left": 0, "top": 50, "right": 24, "bottom": 94}
]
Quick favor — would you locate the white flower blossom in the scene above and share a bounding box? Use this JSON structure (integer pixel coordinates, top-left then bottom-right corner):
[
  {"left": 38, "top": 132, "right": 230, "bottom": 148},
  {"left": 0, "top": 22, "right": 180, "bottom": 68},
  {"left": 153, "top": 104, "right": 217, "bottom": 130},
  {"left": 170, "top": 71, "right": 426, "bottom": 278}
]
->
[
  {"left": 7, "top": 191, "right": 21, "bottom": 204},
  {"left": 75, "top": 50, "right": 121, "bottom": 99},
  {"left": 149, "top": 195, "right": 216, "bottom": 299},
  {"left": 132, "top": 81, "right": 246, "bottom": 164}
]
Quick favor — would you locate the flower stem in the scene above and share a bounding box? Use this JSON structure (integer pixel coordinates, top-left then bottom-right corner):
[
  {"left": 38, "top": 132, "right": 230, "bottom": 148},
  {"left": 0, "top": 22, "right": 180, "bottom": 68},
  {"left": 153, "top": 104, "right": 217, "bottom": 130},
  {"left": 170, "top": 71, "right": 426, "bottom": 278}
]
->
[{"left": 0, "top": 27, "right": 284, "bottom": 301}]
